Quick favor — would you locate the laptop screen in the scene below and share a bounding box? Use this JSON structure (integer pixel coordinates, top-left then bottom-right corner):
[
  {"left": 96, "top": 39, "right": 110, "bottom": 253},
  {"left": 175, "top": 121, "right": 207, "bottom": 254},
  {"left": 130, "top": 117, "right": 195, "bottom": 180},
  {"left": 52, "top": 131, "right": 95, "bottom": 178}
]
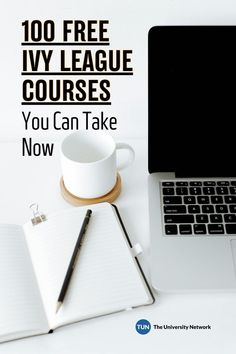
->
[{"left": 148, "top": 26, "right": 236, "bottom": 177}]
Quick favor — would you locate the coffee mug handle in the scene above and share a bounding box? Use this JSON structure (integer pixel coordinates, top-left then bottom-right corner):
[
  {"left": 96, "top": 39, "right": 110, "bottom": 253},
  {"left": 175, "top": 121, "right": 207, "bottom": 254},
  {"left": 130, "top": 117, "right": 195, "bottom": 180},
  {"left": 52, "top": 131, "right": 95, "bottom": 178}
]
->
[{"left": 116, "top": 143, "right": 135, "bottom": 171}]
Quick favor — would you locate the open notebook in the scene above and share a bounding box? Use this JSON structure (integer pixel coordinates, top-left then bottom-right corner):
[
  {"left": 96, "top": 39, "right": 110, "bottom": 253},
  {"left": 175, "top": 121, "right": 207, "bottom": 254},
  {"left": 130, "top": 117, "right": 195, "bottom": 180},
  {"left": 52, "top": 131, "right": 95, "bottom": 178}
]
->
[{"left": 0, "top": 203, "right": 154, "bottom": 343}]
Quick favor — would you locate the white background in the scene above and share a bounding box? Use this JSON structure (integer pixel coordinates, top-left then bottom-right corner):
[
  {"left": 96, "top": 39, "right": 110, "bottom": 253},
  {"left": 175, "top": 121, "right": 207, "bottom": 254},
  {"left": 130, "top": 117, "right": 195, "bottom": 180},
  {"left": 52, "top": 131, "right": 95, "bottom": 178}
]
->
[
  {"left": 1, "top": 140, "right": 236, "bottom": 354},
  {"left": 1, "top": 1, "right": 236, "bottom": 353},
  {"left": 1, "top": 0, "right": 236, "bottom": 140}
]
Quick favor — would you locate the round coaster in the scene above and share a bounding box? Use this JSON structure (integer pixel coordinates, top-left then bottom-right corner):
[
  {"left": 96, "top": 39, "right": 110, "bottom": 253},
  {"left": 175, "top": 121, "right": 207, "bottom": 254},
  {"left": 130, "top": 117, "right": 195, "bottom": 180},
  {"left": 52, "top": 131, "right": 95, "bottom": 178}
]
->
[{"left": 60, "top": 174, "right": 122, "bottom": 206}]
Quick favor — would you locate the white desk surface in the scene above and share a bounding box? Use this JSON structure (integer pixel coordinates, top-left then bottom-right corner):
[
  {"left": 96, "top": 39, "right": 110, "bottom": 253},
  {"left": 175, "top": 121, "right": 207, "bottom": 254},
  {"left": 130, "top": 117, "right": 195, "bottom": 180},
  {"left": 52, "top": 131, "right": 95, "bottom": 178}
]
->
[{"left": 0, "top": 138, "right": 236, "bottom": 354}]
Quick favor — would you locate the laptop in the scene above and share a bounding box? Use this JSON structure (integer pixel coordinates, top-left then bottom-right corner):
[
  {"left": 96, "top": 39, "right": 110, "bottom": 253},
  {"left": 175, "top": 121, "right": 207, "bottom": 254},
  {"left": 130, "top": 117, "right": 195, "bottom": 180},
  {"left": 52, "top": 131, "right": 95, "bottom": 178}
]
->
[{"left": 148, "top": 26, "right": 236, "bottom": 291}]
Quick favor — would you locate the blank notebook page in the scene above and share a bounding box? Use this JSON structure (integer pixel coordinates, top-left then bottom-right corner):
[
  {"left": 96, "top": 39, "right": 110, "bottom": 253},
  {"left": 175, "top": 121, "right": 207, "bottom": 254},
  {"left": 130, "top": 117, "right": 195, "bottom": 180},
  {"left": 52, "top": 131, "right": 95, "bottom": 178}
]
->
[
  {"left": 24, "top": 203, "right": 151, "bottom": 329},
  {"left": 0, "top": 225, "right": 49, "bottom": 342}
]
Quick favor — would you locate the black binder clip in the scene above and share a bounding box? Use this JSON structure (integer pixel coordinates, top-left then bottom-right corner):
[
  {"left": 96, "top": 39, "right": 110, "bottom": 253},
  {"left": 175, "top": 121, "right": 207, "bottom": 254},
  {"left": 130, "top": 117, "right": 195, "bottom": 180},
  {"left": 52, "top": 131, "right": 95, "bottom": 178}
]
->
[{"left": 30, "top": 203, "right": 46, "bottom": 226}]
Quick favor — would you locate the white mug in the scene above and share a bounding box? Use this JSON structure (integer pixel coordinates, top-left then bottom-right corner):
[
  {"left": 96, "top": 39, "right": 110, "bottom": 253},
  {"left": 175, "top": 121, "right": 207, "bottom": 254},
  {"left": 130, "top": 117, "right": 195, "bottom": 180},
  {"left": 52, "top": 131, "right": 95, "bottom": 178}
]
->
[{"left": 60, "top": 131, "right": 135, "bottom": 198}]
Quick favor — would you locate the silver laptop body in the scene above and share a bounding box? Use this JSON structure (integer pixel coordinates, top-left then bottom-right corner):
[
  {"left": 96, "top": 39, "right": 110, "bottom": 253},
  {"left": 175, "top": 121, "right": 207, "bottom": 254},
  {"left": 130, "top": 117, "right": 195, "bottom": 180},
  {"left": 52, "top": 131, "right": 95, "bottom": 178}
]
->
[{"left": 148, "top": 26, "right": 236, "bottom": 291}]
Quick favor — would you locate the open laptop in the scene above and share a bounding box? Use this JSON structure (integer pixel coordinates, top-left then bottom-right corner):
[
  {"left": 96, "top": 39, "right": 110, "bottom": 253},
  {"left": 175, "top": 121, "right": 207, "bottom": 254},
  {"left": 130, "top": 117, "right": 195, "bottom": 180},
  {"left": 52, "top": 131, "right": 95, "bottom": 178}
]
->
[{"left": 148, "top": 26, "right": 236, "bottom": 291}]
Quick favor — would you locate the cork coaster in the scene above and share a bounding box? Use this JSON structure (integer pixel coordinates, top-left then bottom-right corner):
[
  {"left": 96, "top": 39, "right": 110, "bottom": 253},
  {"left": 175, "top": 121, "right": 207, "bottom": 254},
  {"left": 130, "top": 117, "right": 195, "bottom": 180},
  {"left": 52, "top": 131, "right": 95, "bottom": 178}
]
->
[{"left": 60, "top": 174, "right": 121, "bottom": 206}]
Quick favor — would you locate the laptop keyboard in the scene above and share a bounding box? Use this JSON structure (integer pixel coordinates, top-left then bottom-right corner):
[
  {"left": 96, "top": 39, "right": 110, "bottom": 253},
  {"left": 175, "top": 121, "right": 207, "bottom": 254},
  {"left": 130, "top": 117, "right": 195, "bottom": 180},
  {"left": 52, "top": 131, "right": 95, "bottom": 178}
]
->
[{"left": 161, "top": 180, "right": 236, "bottom": 235}]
